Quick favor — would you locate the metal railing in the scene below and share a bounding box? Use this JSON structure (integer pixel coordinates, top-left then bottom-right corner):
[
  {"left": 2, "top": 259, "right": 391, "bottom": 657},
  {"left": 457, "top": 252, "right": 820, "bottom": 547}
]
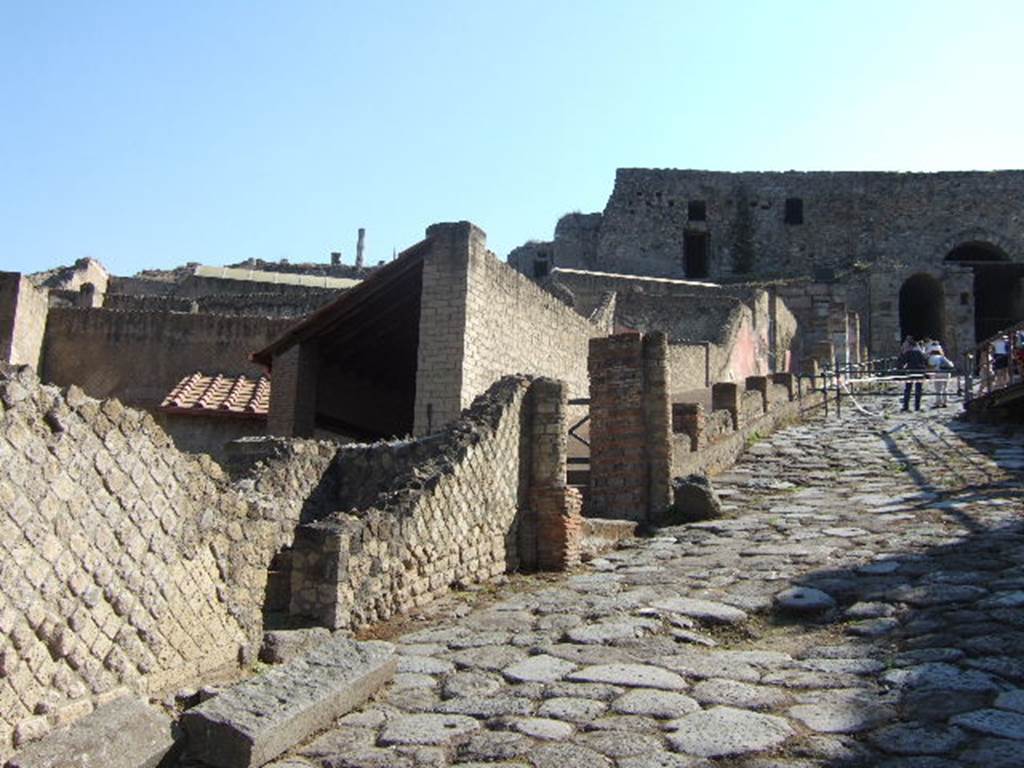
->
[
  {"left": 800, "top": 353, "right": 964, "bottom": 419},
  {"left": 967, "top": 319, "right": 1024, "bottom": 403}
]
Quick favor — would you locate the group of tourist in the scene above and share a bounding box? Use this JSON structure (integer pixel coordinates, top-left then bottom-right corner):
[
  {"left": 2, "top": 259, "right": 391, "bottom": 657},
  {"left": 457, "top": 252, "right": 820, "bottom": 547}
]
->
[
  {"left": 980, "top": 329, "right": 1024, "bottom": 393},
  {"left": 897, "top": 336, "right": 955, "bottom": 411}
]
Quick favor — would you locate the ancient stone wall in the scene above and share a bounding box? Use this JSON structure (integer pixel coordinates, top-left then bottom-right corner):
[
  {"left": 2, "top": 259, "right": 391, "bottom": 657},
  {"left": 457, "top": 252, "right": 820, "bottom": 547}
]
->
[
  {"left": 506, "top": 212, "right": 602, "bottom": 277},
  {"left": 100, "top": 291, "right": 339, "bottom": 319},
  {"left": 594, "top": 169, "right": 1024, "bottom": 281},
  {"left": 414, "top": 222, "right": 603, "bottom": 435},
  {"left": 547, "top": 268, "right": 794, "bottom": 387},
  {"left": 0, "top": 274, "right": 48, "bottom": 369},
  {"left": 29, "top": 259, "right": 109, "bottom": 295},
  {"left": 670, "top": 373, "right": 825, "bottom": 478},
  {"left": 289, "top": 375, "right": 581, "bottom": 629},
  {"left": 40, "top": 308, "right": 293, "bottom": 409},
  {"left": 152, "top": 412, "right": 268, "bottom": 466},
  {"left": 0, "top": 365, "right": 338, "bottom": 758}
]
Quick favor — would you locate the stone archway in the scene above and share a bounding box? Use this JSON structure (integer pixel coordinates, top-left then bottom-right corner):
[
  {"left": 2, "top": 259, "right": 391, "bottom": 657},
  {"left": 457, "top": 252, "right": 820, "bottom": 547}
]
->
[
  {"left": 945, "top": 241, "right": 1024, "bottom": 341},
  {"left": 899, "top": 273, "right": 946, "bottom": 342}
]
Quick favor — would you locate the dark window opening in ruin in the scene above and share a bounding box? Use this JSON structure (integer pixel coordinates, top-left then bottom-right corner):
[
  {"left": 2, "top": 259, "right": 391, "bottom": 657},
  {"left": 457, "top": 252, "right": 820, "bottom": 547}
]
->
[
  {"left": 946, "top": 242, "right": 1024, "bottom": 341},
  {"left": 683, "top": 231, "right": 710, "bottom": 279},
  {"left": 784, "top": 198, "right": 804, "bottom": 225},
  {"left": 687, "top": 200, "right": 706, "bottom": 221},
  {"left": 899, "top": 273, "right": 946, "bottom": 342},
  {"left": 533, "top": 257, "right": 550, "bottom": 278}
]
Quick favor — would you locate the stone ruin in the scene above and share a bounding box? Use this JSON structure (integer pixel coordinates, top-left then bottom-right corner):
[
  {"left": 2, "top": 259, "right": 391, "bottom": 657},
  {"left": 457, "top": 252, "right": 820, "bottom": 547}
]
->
[{"left": 5, "top": 165, "right": 1021, "bottom": 763}]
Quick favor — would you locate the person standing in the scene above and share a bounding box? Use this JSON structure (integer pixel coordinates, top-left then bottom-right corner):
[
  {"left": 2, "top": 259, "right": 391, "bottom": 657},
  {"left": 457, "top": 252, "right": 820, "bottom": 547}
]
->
[
  {"left": 898, "top": 341, "right": 929, "bottom": 412},
  {"left": 927, "top": 344, "right": 954, "bottom": 408}
]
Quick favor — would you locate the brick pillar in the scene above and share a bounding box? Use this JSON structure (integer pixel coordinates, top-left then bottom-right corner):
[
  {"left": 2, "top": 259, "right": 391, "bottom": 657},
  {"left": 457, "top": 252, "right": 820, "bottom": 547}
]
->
[
  {"left": 588, "top": 332, "right": 672, "bottom": 524},
  {"left": 712, "top": 382, "right": 740, "bottom": 430},
  {"left": 745, "top": 375, "right": 769, "bottom": 413},
  {"left": 588, "top": 333, "right": 646, "bottom": 521},
  {"left": 643, "top": 332, "right": 672, "bottom": 524},
  {"left": 524, "top": 378, "right": 582, "bottom": 571},
  {"left": 268, "top": 341, "right": 318, "bottom": 437},
  {"left": 413, "top": 222, "right": 480, "bottom": 435}
]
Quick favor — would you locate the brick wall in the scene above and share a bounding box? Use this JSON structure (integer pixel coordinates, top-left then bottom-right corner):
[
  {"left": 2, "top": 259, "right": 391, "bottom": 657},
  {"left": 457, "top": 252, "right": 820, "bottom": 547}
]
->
[
  {"left": 0, "top": 365, "right": 338, "bottom": 758},
  {"left": 587, "top": 332, "right": 672, "bottom": 524},
  {"left": 414, "top": 222, "right": 604, "bottom": 435}
]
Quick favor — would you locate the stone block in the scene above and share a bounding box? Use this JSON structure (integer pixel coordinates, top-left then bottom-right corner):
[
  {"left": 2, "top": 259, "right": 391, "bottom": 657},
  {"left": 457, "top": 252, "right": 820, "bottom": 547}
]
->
[
  {"left": 259, "top": 628, "right": 332, "bottom": 665},
  {"left": 7, "top": 696, "right": 179, "bottom": 768},
  {"left": 181, "top": 637, "right": 396, "bottom": 768}
]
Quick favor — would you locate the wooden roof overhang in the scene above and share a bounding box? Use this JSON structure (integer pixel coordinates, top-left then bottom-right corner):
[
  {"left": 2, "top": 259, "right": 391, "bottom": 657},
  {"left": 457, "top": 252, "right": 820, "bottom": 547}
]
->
[{"left": 251, "top": 238, "right": 430, "bottom": 370}]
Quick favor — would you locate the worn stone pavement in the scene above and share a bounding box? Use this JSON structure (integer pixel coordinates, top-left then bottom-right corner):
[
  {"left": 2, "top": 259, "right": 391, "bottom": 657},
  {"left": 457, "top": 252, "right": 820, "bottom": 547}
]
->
[{"left": 265, "top": 400, "right": 1024, "bottom": 768}]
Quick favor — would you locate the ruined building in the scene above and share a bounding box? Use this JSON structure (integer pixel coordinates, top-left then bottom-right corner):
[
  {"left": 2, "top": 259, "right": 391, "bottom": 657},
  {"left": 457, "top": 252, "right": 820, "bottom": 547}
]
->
[
  {"left": 510, "top": 169, "right": 1024, "bottom": 364},
  {"left": 4, "top": 170, "right": 1013, "bottom": 760}
]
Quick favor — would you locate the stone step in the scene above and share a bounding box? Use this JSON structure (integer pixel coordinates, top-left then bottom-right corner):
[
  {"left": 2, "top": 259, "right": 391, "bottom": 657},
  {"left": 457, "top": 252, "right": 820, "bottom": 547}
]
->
[
  {"left": 7, "top": 696, "right": 180, "bottom": 768},
  {"left": 181, "top": 636, "right": 395, "bottom": 768}
]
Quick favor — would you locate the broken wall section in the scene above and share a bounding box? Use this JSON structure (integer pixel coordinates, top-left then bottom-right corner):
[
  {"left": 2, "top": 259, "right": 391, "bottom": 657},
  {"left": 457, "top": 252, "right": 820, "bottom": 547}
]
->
[
  {"left": 290, "top": 375, "right": 582, "bottom": 629},
  {"left": 0, "top": 365, "right": 337, "bottom": 757},
  {"left": 0, "top": 273, "right": 48, "bottom": 369}
]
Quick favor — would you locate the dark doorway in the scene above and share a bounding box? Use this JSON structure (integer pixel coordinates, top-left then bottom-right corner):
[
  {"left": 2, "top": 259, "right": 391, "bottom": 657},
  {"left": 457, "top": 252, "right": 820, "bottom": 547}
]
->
[
  {"left": 899, "top": 273, "right": 945, "bottom": 342},
  {"left": 683, "top": 231, "right": 709, "bottom": 279},
  {"left": 946, "top": 243, "right": 1024, "bottom": 342}
]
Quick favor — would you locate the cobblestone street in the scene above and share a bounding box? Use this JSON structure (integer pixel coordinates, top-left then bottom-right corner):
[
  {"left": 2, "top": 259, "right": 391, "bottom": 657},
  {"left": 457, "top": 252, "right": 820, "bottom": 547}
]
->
[{"left": 269, "top": 403, "right": 1024, "bottom": 768}]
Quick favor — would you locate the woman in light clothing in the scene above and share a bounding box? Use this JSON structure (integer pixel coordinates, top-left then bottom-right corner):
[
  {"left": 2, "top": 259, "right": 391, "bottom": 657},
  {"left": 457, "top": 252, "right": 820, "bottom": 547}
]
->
[{"left": 928, "top": 345, "right": 954, "bottom": 408}]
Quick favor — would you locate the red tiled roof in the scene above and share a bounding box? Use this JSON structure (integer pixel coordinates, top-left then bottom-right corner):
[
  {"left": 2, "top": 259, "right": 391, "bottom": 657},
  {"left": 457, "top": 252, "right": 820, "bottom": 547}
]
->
[{"left": 159, "top": 372, "right": 270, "bottom": 418}]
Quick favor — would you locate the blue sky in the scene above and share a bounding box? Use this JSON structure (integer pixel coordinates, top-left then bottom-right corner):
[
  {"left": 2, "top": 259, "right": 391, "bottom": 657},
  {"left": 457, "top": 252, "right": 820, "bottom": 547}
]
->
[{"left": 2, "top": 1, "right": 1023, "bottom": 276}]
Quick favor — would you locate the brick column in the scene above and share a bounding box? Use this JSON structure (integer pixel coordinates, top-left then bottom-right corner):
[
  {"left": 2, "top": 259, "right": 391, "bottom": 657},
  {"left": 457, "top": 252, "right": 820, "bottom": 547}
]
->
[
  {"left": 524, "top": 378, "right": 582, "bottom": 571},
  {"left": 412, "top": 222, "right": 477, "bottom": 435},
  {"left": 712, "top": 382, "right": 740, "bottom": 430},
  {"left": 268, "top": 341, "right": 318, "bottom": 437},
  {"left": 588, "top": 333, "right": 646, "bottom": 521},
  {"left": 588, "top": 332, "right": 672, "bottom": 524},
  {"left": 643, "top": 332, "right": 672, "bottom": 524}
]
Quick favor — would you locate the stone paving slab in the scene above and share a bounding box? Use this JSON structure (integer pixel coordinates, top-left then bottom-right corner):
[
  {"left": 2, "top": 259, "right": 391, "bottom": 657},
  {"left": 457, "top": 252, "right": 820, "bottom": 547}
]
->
[
  {"left": 181, "top": 637, "right": 395, "bottom": 767},
  {"left": 246, "top": 407, "right": 1024, "bottom": 767},
  {"left": 7, "top": 697, "right": 179, "bottom": 768}
]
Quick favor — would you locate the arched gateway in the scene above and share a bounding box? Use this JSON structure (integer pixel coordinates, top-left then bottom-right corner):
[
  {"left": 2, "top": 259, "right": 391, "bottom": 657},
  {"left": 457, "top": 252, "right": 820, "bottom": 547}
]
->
[{"left": 945, "top": 241, "right": 1024, "bottom": 342}]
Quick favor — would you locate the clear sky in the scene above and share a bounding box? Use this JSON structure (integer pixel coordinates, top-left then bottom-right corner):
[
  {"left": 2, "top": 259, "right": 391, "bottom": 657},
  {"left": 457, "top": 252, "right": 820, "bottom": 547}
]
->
[{"left": 3, "top": 1, "right": 1023, "bottom": 276}]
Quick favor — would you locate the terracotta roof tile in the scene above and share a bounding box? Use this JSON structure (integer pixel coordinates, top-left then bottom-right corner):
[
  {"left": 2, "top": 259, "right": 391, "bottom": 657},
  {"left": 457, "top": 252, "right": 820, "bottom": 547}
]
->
[{"left": 159, "top": 372, "right": 269, "bottom": 418}]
